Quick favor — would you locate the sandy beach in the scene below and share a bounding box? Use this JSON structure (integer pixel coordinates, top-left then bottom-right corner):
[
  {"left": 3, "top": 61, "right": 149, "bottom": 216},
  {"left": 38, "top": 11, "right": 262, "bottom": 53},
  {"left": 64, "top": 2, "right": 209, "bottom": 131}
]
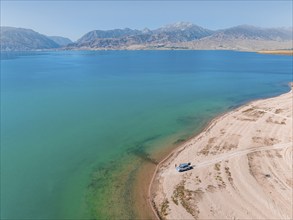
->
[
  {"left": 258, "top": 50, "right": 293, "bottom": 56},
  {"left": 150, "top": 84, "right": 293, "bottom": 219}
]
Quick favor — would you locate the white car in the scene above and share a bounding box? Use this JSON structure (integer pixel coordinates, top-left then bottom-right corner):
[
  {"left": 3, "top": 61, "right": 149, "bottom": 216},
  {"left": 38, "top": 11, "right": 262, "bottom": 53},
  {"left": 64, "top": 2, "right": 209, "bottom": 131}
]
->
[{"left": 176, "top": 163, "right": 192, "bottom": 172}]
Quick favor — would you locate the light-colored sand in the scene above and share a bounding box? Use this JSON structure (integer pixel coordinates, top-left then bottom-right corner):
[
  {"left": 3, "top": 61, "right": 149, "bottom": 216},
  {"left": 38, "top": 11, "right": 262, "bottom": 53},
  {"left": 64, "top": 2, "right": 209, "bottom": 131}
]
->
[
  {"left": 151, "top": 85, "right": 293, "bottom": 219},
  {"left": 258, "top": 50, "right": 293, "bottom": 56}
]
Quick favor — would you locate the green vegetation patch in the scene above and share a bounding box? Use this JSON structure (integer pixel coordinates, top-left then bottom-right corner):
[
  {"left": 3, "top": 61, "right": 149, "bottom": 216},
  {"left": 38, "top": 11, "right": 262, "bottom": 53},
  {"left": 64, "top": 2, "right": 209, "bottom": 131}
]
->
[
  {"left": 159, "top": 198, "right": 170, "bottom": 219},
  {"left": 171, "top": 180, "right": 203, "bottom": 218}
]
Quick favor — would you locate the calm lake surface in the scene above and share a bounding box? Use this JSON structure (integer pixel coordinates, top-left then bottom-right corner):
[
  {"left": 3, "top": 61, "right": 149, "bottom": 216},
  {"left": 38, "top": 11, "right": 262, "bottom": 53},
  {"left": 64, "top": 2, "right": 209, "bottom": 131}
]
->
[{"left": 1, "top": 51, "right": 292, "bottom": 219}]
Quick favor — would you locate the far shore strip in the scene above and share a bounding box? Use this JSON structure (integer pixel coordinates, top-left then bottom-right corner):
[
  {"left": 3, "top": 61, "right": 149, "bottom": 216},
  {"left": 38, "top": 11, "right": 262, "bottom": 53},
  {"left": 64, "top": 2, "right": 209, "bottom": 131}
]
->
[
  {"left": 258, "top": 49, "right": 293, "bottom": 55},
  {"left": 150, "top": 84, "right": 293, "bottom": 219}
]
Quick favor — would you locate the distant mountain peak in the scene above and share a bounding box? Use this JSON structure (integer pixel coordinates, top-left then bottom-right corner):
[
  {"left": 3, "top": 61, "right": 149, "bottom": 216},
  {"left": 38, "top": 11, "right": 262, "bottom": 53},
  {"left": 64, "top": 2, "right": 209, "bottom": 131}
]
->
[
  {"left": 159, "top": 22, "right": 196, "bottom": 31},
  {"left": 142, "top": 28, "right": 151, "bottom": 33},
  {"left": 236, "top": 24, "right": 257, "bottom": 28},
  {"left": 165, "top": 21, "right": 193, "bottom": 28}
]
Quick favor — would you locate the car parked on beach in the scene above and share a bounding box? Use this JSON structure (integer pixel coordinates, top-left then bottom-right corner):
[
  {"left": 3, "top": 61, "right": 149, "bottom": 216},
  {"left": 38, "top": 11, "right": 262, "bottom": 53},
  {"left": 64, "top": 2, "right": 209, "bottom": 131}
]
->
[{"left": 176, "top": 163, "right": 192, "bottom": 172}]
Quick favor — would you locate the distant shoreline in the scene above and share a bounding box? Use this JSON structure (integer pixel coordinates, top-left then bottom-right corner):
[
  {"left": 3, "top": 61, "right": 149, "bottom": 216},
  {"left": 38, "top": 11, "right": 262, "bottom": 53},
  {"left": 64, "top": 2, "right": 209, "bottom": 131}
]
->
[
  {"left": 2, "top": 48, "right": 293, "bottom": 54},
  {"left": 257, "top": 49, "right": 293, "bottom": 56},
  {"left": 149, "top": 83, "right": 293, "bottom": 219}
]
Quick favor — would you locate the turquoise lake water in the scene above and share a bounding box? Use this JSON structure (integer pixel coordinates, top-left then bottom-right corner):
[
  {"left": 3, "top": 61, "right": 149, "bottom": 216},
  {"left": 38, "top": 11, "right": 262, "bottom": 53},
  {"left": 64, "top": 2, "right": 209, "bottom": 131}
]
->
[{"left": 1, "top": 51, "right": 292, "bottom": 219}]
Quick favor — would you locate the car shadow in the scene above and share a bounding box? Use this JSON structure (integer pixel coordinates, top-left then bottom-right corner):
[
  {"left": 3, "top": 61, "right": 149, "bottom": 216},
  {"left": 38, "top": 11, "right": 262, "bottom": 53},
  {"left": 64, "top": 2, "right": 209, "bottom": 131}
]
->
[{"left": 179, "top": 166, "right": 193, "bottom": 173}]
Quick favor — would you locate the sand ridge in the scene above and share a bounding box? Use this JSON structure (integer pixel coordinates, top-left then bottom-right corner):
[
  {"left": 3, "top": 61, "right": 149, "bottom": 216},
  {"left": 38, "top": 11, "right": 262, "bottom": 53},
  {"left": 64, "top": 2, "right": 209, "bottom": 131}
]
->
[{"left": 151, "top": 85, "right": 293, "bottom": 219}]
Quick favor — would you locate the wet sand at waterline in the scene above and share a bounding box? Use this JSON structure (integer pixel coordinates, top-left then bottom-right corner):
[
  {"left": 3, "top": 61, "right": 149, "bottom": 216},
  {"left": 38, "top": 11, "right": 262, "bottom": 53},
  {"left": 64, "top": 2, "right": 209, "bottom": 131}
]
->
[{"left": 151, "top": 83, "right": 293, "bottom": 219}]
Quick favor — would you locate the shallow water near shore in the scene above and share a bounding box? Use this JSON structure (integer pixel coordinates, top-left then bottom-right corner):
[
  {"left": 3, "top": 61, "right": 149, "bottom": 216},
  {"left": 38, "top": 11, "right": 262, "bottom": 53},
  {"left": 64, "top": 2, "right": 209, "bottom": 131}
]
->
[{"left": 1, "top": 50, "right": 292, "bottom": 219}]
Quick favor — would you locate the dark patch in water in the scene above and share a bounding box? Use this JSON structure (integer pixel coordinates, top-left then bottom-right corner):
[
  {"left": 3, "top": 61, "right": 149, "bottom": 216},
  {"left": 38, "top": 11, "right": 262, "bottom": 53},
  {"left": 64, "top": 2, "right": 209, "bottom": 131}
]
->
[
  {"left": 139, "top": 134, "right": 162, "bottom": 144},
  {"left": 177, "top": 115, "right": 202, "bottom": 126},
  {"left": 88, "top": 164, "right": 115, "bottom": 189},
  {"left": 86, "top": 159, "right": 135, "bottom": 219},
  {"left": 130, "top": 147, "right": 158, "bottom": 165},
  {"left": 122, "top": 166, "right": 139, "bottom": 219},
  {"left": 126, "top": 135, "right": 161, "bottom": 165},
  {"left": 173, "top": 138, "right": 186, "bottom": 144}
]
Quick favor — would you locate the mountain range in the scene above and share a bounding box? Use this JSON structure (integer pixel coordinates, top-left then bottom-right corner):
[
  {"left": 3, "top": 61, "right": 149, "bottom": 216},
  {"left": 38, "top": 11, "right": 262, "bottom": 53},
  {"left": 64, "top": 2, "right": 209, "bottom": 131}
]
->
[
  {"left": 1, "top": 22, "right": 292, "bottom": 51},
  {"left": 0, "top": 27, "right": 72, "bottom": 51}
]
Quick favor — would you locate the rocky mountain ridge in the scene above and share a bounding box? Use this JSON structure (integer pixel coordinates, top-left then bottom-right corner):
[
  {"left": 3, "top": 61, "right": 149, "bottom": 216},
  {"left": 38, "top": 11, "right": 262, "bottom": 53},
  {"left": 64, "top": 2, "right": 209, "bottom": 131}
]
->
[
  {"left": 0, "top": 27, "right": 72, "bottom": 51},
  {"left": 68, "top": 23, "right": 292, "bottom": 50},
  {"left": 1, "top": 23, "right": 292, "bottom": 51}
]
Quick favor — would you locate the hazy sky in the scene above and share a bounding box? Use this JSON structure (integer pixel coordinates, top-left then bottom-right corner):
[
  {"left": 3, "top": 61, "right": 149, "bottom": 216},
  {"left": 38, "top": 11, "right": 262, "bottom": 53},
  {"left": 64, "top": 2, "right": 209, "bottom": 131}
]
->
[{"left": 1, "top": 1, "right": 292, "bottom": 41}]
